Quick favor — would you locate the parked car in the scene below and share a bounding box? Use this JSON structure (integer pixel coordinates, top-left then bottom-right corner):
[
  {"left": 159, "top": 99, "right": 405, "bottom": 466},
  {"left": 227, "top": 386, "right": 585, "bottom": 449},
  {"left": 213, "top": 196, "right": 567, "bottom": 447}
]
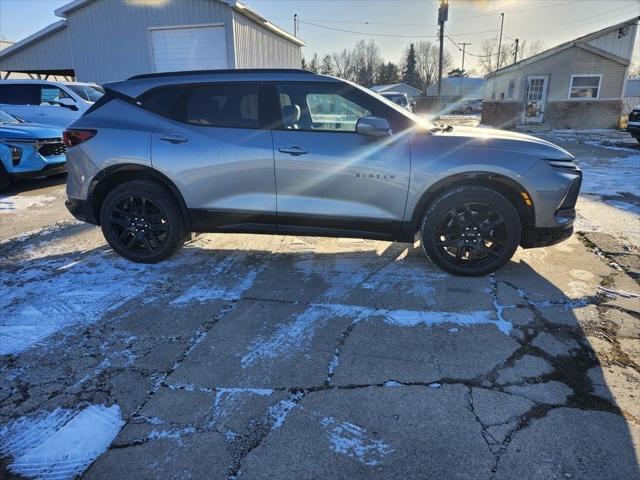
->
[
  {"left": 378, "top": 91, "right": 412, "bottom": 111},
  {"left": 0, "top": 80, "right": 104, "bottom": 128},
  {"left": 0, "top": 109, "right": 66, "bottom": 191},
  {"left": 453, "top": 98, "right": 483, "bottom": 115},
  {"left": 627, "top": 105, "right": 640, "bottom": 142},
  {"left": 64, "top": 69, "right": 581, "bottom": 276}
]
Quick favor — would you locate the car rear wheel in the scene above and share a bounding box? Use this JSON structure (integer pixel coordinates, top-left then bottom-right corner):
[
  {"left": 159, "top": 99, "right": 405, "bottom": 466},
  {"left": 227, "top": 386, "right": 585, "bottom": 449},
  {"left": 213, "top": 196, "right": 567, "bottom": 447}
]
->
[
  {"left": 100, "top": 180, "right": 186, "bottom": 263},
  {"left": 421, "top": 186, "right": 521, "bottom": 276}
]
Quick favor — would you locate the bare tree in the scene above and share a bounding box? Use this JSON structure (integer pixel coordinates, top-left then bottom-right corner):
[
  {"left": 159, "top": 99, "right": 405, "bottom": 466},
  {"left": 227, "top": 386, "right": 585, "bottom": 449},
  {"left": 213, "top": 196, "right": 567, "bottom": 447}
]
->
[
  {"left": 413, "top": 40, "right": 452, "bottom": 93},
  {"left": 479, "top": 37, "right": 510, "bottom": 74},
  {"left": 352, "top": 39, "right": 382, "bottom": 87},
  {"left": 331, "top": 48, "right": 355, "bottom": 81},
  {"left": 518, "top": 39, "right": 545, "bottom": 61}
]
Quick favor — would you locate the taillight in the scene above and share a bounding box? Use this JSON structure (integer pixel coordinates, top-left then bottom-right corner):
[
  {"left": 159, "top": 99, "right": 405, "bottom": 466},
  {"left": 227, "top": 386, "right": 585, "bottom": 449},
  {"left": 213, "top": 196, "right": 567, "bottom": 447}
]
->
[{"left": 63, "top": 129, "right": 96, "bottom": 147}]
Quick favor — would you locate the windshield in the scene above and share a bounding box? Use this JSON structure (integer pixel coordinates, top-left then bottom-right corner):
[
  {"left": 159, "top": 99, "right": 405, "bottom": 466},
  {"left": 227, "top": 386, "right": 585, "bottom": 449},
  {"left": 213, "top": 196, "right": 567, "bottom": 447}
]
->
[
  {"left": 66, "top": 84, "right": 105, "bottom": 102},
  {"left": 366, "top": 86, "right": 432, "bottom": 129},
  {"left": 0, "top": 109, "right": 20, "bottom": 124}
]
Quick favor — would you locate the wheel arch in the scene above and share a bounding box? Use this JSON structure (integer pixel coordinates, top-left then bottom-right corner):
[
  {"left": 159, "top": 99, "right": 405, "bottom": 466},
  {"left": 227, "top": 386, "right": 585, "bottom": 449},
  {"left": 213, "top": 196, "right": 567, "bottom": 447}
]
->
[
  {"left": 410, "top": 172, "right": 535, "bottom": 232},
  {"left": 90, "top": 164, "right": 191, "bottom": 229}
]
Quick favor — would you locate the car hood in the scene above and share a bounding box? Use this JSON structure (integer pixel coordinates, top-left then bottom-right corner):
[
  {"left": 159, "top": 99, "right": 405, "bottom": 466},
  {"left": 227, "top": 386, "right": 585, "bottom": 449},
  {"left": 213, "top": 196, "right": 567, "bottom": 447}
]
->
[
  {"left": 0, "top": 123, "right": 64, "bottom": 141},
  {"left": 435, "top": 125, "right": 574, "bottom": 161}
]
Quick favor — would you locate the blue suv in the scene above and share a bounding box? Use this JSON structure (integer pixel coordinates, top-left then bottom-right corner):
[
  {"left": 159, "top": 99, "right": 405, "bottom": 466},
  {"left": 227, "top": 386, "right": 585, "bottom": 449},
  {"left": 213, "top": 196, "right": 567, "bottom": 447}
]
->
[{"left": 0, "top": 109, "right": 67, "bottom": 191}]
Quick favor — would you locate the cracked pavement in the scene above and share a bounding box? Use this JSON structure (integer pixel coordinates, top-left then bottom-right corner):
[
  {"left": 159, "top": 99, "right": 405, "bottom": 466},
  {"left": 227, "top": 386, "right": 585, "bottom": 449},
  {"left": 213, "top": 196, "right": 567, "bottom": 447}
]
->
[{"left": 1, "top": 134, "right": 639, "bottom": 479}]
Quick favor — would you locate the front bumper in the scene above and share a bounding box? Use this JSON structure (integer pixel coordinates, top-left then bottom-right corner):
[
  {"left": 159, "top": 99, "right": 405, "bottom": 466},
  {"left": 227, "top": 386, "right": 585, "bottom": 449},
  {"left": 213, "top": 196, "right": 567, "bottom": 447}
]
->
[
  {"left": 521, "top": 221, "right": 574, "bottom": 248},
  {"left": 9, "top": 161, "right": 67, "bottom": 180},
  {"left": 66, "top": 197, "right": 98, "bottom": 225}
]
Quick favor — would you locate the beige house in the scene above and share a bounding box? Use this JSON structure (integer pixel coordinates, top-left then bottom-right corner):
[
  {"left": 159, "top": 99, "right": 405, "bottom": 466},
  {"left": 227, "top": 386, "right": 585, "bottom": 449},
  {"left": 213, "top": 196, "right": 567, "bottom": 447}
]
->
[{"left": 482, "top": 17, "right": 638, "bottom": 130}]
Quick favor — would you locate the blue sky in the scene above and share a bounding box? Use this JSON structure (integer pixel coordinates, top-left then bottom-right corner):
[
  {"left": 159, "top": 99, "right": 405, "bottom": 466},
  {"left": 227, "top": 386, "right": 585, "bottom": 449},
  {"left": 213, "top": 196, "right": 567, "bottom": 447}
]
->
[{"left": 0, "top": 0, "right": 638, "bottom": 71}]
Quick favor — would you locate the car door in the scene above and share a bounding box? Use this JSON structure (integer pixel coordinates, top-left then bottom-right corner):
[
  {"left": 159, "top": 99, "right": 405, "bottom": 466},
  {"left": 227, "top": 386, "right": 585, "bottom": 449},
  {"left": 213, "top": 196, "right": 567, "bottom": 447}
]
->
[
  {"left": 0, "top": 83, "right": 39, "bottom": 122},
  {"left": 149, "top": 82, "right": 277, "bottom": 232},
  {"left": 272, "top": 82, "right": 412, "bottom": 236},
  {"left": 32, "top": 84, "right": 82, "bottom": 128}
]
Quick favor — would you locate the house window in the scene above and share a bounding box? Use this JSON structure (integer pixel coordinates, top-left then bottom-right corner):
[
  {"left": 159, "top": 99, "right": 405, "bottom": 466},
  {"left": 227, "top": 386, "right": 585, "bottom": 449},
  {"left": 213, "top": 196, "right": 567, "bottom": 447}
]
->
[
  {"left": 507, "top": 79, "right": 515, "bottom": 99},
  {"left": 569, "top": 75, "right": 601, "bottom": 99}
]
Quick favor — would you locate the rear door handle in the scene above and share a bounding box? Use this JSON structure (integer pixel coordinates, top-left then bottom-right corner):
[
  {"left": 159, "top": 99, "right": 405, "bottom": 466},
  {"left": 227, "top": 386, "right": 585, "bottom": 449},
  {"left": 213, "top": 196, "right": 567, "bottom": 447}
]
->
[
  {"left": 278, "top": 146, "right": 308, "bottom": 156},
  {"left": 159, "top": 134, "right": 188, "bottom": 144}
]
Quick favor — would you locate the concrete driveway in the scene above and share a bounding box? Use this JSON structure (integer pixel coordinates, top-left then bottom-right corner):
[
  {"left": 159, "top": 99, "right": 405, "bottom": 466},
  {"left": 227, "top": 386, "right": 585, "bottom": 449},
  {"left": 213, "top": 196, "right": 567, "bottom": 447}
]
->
[{"left": 0, "top": 132, "right": 639, "bottom": 479}]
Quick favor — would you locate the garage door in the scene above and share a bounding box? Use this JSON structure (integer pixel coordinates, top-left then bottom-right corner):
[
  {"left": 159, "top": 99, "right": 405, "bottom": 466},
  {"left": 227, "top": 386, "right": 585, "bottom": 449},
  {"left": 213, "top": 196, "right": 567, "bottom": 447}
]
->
[{"left": 150, "top": 25, "right": 228, "bottom": 72}]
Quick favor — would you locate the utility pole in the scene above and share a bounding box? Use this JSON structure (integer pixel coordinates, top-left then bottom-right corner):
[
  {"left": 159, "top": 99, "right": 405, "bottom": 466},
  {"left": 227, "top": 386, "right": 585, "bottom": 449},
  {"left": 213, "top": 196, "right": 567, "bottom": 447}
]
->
[
  {"left": 437, "top": 0, "right": 449, "bottom": 108},
  {"left": 293, "top": 14, "right": 298, "bottom": 37},
  {"left": 458, "top": 42, "right": 471, "bottom": 96},
  {"left": 496, "top": 12, "right": 504, "bottom": 70},
  {"left": 514, "top": 38, "right": 519, "bottom": 64}
]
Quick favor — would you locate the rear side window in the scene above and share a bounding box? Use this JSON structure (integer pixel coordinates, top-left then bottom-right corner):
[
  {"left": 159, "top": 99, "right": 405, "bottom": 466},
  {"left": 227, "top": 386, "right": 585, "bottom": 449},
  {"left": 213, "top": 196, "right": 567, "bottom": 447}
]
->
[
  {"left": 0, "top": 84, "right": 40, "bottom": 105},
  {"left": 183, "top": 84, "right": 259, "bottom": 128},
  {"left": 138, "top": 83, "right": 260, "bottom": 129}
]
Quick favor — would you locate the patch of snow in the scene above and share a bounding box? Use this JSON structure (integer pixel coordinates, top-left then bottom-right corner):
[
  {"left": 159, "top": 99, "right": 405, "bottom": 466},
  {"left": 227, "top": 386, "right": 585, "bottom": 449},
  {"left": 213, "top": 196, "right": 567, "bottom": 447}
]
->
[
  {"left": 320, "top": 416, "right": 394, "bottom": 466},
  {"left": 268, "top": 392, "right": 303, "bottom": 430},
  {"left": 428, "top": 383, "right": 442, "bottom": 388},
  {"left": 0, "top": 404, "right": 124, "bottom": 480},
  {"left": 213, "top": 387, "right": 274, "bottom": 418},
  {"left": 577, "top": 154, "right": 640, "bottom": 198},
  {"left": 242, "top": 302, "right": 511, "bottom": 368},
  {"left": 170, "top": 254, "right": 264, "bottom": 305},
  {"left": 383, "top": 380, "right": 402, "bottom": 387},
  {"left": 0, "top": 194, "right": 56, "bottom": 213},
  {"left": 448, "top": 327, "right": 459, "bottom": 333},
  {"left": 147, "top": 426, "right": 197, "bottom": 446}
]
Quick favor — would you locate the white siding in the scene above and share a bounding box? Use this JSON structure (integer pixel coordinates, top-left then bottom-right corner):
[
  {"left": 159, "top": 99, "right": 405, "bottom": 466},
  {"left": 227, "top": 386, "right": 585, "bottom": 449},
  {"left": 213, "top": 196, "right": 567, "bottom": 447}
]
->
[
  {"left": 488, "top": 46, "right": 627, "bottom": 101},
  {"left": 587, "top": 23, "right": 637, "bottom": 61},
  {"left": 0, "top": 25, "right": 73, "bottom": 73},
  {"left": 63, "top": 0, "right": 234, "bottom": 82},
  {"left": 232, "top": 11, "right": 301, "bottom": 69}
]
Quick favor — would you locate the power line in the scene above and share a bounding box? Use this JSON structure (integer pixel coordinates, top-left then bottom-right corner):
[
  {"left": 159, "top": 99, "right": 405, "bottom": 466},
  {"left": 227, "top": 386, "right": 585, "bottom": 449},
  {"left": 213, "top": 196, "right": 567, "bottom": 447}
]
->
[{"left": 299, "top": 20, "right": 499, "bottom": 39}]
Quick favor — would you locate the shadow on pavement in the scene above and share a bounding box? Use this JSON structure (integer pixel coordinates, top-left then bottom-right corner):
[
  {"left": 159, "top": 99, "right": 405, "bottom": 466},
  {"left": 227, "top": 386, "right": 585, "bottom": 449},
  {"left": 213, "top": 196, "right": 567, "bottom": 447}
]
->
[{"left": 0, "top": 236, "right": 638, "bottom": 479}]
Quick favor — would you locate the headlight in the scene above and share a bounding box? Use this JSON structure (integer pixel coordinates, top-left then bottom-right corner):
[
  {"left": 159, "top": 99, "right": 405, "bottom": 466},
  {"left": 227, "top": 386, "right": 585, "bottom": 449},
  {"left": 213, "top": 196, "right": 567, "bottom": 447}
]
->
[
  {"left": 10, "top": 146, "right": 22, "bottom": 166},
  {"left": 546, "top": 159, "right": 580, "bottom": 171}
]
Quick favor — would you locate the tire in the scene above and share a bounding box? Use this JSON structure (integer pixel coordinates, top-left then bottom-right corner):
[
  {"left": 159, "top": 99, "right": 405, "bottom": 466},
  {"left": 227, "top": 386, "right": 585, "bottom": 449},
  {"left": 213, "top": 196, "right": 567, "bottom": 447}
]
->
[
  {"left": 420, "top": 186, "right": 521, "bottom": 276},
  {"left": 99, "top": 180, "right": 186, "bottom": 263}
]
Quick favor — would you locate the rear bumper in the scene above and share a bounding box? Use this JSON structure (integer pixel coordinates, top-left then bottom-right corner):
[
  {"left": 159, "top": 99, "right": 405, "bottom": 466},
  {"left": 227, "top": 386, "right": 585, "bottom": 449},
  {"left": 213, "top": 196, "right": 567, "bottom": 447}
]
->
[
  {"left": 626, "top": 124, "right": 640, "bottom": 137},
  {"left": 65, "top": 197, "right": 98, "bottom": 225}
]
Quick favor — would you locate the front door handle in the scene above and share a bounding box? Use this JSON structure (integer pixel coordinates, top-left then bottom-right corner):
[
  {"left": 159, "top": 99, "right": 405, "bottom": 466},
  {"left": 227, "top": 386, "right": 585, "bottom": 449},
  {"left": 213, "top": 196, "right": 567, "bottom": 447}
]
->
[
  {"left": 278, "top": 146, "right": 308, "bottom": 156},
  {"left": 159, "top": 134, "right": 188, "bottom": 144}
]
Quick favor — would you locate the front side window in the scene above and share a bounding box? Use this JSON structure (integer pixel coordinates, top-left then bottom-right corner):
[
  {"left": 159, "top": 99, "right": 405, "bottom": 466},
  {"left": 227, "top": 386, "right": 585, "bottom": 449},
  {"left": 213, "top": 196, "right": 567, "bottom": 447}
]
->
[
  {"left": 569, "top": 75, "right": 601, "bottom": 99},
  {"left": 67, "top": 84, "right": 105, "bottom": 102},
  {"left": 275, "top": 83, "right": 408, "bottom": 133},
  {"left": 40, "top": 86, "right": 71, "bottom": 105}
]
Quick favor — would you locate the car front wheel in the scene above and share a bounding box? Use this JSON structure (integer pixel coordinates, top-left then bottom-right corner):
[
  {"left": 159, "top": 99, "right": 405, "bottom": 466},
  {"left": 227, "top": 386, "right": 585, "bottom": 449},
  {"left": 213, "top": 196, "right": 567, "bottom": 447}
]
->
[
  {"left": 100, "top": 180, "right": 186, "bottom": 263},
  {"left": 421, "top": 186, "right": 521, "bottom": 276}
]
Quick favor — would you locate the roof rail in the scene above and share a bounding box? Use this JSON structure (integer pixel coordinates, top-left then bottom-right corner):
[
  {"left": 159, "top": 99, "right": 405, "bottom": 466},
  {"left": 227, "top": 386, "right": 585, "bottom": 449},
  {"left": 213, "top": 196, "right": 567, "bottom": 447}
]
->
[{"left": 128, "top": 68, "right": 314, "bottom": 81}]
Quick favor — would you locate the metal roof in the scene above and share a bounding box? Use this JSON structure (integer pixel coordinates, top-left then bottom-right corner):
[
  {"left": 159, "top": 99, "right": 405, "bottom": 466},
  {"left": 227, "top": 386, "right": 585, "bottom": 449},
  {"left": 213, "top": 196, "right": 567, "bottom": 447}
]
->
[
  {"left": 0, "top": 20, "right": 67, "bottom": 60},
  {"left": 54, "top": 0, "right": 305, "bottom": 46}
]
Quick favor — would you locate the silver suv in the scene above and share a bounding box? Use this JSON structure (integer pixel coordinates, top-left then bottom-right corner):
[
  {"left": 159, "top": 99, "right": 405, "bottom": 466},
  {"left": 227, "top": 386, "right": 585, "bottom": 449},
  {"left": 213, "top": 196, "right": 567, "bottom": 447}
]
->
[{"left": 65, "top": 69, "right": 581, "bottom": 276}]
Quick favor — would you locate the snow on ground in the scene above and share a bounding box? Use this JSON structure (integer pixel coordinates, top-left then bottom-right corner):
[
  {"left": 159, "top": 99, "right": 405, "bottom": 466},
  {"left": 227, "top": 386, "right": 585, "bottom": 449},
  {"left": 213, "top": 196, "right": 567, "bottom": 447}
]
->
[
  {"left": 577, "top": 153, "right": 640, "bottom": 198},
  {"left": 0, "top": 404, "right": 124, "bottom": 480},
  {"left": 0, "top": 239, "right": 266, "bottom": 356},
  {"left": 0, "top": 194, "right": 57, "bottom": 213},
  {"left": 319, "top": 416, "right": 395, "bottom": 466}
]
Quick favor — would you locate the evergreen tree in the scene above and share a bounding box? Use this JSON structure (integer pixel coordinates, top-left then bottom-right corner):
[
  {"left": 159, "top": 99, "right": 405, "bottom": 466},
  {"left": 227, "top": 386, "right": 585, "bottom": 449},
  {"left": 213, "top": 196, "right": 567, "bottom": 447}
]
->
[
  {"left": 308, "top": 53, "right": 320, "bottom": 73},
  {"left": 402, "top": 43, "right": 419, "bottom": 88},
  {"left": 320, "top": 54, "right": 333, "bottom": 75},
  {"left": 301, "top": 56, "right": 308, "bottom": 70},
  {"left": 376, "top": 62, "right": 400, "bottom": 85}
]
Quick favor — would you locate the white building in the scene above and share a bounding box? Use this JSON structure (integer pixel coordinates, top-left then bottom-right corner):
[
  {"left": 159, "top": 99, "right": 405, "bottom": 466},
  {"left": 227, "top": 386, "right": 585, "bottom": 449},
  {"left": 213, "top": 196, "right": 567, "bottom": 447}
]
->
[
  {"left": 0, "top": 0, "right": 305, "bottom": 84},
  {"left": 370, "top": 83, "right": 423, "bottom": 102}
]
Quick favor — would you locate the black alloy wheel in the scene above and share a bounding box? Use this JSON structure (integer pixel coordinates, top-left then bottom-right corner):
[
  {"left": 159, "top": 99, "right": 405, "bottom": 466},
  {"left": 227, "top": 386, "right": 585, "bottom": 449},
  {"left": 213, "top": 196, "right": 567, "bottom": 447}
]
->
[
  {"left": 421, "top": 186, "right": 521, "bottom": 276},
  {"left": 108, "top": 195, "right": 169, "bottom": 255},
  {"left": 100, "top": 180, "right": 186, "bottom": 263}
]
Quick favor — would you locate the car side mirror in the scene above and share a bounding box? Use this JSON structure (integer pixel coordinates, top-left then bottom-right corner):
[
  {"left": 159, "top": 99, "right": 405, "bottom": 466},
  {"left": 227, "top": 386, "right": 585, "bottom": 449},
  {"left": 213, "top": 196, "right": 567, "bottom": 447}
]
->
[
  {"left": 58, "top": 97, "right": 79, "bottom": 111},
  {"left": 356, "top": 116, "right": 392, "bottom": 137}
]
